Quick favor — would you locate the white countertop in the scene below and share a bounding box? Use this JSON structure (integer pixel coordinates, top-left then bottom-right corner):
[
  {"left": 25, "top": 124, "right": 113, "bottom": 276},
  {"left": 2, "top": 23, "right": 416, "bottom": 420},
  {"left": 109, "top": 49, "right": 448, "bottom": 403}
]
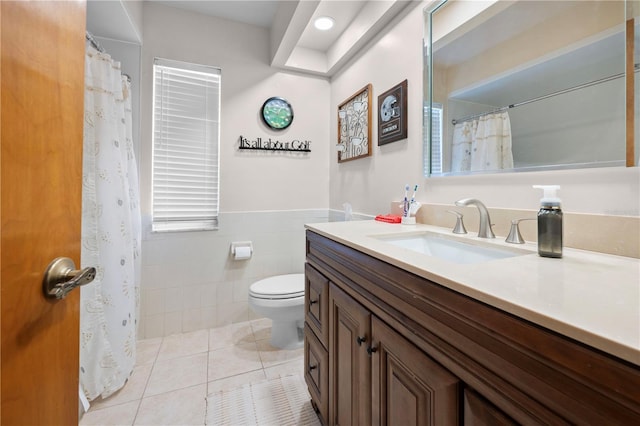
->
[{"left": 305, "top": 220, "right": 640, "bottom": 366}]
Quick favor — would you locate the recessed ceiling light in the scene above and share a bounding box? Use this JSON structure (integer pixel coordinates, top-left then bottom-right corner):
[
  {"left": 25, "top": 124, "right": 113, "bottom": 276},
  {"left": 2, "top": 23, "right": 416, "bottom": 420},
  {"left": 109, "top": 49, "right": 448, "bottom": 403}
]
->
[{"left": 314, "top": 16, "right": 335, "bottom": 31}]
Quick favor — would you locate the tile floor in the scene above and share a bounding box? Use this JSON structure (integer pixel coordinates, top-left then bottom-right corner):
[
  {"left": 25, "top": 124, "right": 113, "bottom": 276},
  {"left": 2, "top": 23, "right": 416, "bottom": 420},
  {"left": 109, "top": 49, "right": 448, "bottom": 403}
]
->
[{"left": 80, "top": 319, "right": 311, "bottom": 426}]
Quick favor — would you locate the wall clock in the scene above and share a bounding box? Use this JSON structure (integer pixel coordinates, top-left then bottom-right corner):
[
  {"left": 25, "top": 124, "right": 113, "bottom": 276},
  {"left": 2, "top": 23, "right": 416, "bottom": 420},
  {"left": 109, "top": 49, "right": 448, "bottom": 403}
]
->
[{"left": 261, "top": 97, "right": 294, "bottom": 130}]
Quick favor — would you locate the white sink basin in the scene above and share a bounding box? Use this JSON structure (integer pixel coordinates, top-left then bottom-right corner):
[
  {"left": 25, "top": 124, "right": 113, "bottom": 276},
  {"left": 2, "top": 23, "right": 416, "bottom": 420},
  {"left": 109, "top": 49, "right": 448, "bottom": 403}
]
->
[{"left": 374, "top": 232, "right": 528, "bottom": 264}]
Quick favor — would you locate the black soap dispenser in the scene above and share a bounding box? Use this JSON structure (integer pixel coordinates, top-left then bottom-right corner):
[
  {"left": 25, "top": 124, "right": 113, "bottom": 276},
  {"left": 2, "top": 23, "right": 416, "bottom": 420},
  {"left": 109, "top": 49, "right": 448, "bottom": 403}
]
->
[{"left": 533, "top": 185, "right": 563, "bottom": 258}]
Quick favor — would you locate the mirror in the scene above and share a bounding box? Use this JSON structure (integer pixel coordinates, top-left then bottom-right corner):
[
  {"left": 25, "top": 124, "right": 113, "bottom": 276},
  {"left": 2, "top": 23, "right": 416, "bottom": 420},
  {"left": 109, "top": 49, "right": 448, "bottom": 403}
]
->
[{"left": 424, "top": 0, "right": 639, "bottom": 176}]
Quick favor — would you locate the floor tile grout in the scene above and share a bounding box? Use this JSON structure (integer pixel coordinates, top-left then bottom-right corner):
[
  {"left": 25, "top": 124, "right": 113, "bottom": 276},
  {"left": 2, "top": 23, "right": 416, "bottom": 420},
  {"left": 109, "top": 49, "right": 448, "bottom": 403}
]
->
[
  {"left": 82, "top": 319, "right": 307, "bottom": 426},
  {"left": 131, "top": 335, "right": 163, "bottom": 425}
]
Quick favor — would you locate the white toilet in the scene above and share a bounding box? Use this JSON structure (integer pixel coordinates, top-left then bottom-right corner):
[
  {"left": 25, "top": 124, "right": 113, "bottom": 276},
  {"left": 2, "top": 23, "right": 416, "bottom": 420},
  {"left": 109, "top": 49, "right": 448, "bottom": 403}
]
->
[{"left": 248, "top": 274, "right": 305, "bottom": 349}]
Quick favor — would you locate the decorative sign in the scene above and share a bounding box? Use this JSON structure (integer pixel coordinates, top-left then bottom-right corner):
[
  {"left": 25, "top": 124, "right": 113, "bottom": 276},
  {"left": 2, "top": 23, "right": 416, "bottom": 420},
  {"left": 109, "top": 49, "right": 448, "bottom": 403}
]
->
[
  {"left": 337, "top": 84, "right": 372, "bottom": 163},
  {"left": 378, "top": 79, "right": 408, "bottom": 145},
  {"left": 238, "top": 136, "right": 311, "bottom": 152}
]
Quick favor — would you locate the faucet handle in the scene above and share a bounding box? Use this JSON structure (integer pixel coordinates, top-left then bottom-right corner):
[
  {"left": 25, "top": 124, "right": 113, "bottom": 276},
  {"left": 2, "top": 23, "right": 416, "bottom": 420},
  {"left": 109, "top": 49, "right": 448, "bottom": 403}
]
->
[
  {"left": 446, "top": 210, "right": 467, "bottom": 234},
  {"left": 505, "top": 218, "right": 536, "bottom": 244}
]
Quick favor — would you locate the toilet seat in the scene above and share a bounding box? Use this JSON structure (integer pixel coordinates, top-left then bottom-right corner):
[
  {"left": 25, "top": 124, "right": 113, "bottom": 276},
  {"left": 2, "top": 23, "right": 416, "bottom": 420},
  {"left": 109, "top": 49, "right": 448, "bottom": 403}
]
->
[
  {"left": 248, "top": 273, "right": 305, "bottom": 349},
  {"left": 249, "top": 274, "right": 304, "bottom": 300}
]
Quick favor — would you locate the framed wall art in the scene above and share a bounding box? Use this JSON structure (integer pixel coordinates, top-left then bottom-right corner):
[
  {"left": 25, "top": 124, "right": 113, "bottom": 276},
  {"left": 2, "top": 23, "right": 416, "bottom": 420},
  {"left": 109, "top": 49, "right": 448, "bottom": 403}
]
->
[
  {"left": 337, "top": 84, "right": 372, "bottom": 162},
  {"left": 378, "top": 79, "right": 407, "bottom": 145}
]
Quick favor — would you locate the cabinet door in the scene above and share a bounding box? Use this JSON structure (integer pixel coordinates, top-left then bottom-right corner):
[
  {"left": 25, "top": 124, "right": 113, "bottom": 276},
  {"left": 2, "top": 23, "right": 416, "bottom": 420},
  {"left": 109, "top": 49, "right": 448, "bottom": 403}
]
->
[
  {"left": 371, "top": 317, "right": 460, "bottom": 426},
  {"left": 304, "top": 326, "right": 329, "bottom": 424},
  {"left": 329, "top": 283, "right": 371, "bottom": 426},
  {"left": 305, "top": 263, "right": 329, "bottom": 347}
]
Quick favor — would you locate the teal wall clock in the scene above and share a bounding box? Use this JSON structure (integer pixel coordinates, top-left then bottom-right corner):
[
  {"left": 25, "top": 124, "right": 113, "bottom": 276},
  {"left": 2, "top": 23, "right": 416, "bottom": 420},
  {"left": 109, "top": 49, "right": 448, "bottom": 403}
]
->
[{"left": 261, "top": 97, "right": 294, "bottom": 130}]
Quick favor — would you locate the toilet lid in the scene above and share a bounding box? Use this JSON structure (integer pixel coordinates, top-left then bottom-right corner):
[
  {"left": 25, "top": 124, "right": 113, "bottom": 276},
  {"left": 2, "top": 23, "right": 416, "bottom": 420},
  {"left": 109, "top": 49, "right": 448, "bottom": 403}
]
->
[{"left": 249, "top": 274, "right": 305, "bottom": 299}]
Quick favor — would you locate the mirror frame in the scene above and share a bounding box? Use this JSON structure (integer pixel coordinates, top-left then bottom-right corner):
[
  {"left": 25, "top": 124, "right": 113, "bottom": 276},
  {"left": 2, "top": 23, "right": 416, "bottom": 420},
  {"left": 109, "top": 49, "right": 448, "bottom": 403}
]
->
[{"left": 423, "top": 0, "right": 637, "bottom": 178}]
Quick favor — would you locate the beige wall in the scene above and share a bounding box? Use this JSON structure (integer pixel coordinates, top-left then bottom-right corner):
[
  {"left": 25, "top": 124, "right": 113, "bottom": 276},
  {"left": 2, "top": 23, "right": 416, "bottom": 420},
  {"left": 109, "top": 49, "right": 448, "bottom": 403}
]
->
[
  {"left": 140, "top": 2, "right": 330, "bottom": 219},
  {"left": 138, "top": 3, "right": 331, "bottom": 337},
  {"left": 330, "top": 4, "right": 426, "bottom": 216},
  {"left": 330, "top": 1, "right": 640, "bottom": 217}
]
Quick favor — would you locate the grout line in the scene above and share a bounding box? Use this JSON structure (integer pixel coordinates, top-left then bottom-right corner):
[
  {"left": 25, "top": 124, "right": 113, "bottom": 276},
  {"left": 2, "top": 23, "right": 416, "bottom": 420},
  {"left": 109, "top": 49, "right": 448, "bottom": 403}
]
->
[
  {"left": 205, "top": 327, "right": 210, "bottom": 394},
  {"left": 132, "top": 336, "right": 163, "bottom": 425},
  {"left": 124, "top": 320, "right": 304, "bottom": 425}
]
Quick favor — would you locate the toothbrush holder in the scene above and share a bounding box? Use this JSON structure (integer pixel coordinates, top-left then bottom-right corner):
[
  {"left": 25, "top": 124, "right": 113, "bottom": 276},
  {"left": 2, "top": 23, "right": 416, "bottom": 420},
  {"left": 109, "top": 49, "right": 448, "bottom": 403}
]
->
[
  {"left": 409, "top": 202, "right": 422, "bottom": 217},
  {"left": 399, "top": 202, "right": 421, "bottom": 225}
]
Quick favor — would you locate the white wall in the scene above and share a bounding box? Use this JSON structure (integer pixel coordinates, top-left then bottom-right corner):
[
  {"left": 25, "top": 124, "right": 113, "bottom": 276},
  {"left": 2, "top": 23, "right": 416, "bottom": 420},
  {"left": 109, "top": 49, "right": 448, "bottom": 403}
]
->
[
  {"left": 140, "top": 210, "right": 327, "bottom": 338},
  {"left": 330, "top": 5, "right": 426, "bottom": 216},
  {"left": 138, "top": 3, "right": 331, "bottom": 338},
  {"left": 509, "top": 78, "right": 625, "bottom": 168},
  {"left": 140, "top": 3, "right": 330, "bottom": 216},
  {"left": 122, "top": 0, "right": 143, "bottom": 42},
  {"left": 330, "top": 1, "right": 640, "bottom": 217}
]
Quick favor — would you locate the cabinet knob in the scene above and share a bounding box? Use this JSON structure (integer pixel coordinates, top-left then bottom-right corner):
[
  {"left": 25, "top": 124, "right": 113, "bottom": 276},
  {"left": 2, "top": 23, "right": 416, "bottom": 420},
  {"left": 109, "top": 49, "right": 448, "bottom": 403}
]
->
[
  {"left": 367, "top": 345, "right": 378, "bottom": 356},
  {"left": 308, "top": 364, "right": 317, "bottom": 372},
  {"left": 309, "top": 298, "right": 318, "bottom": 306},
  {"left": 356, "top": 335, "right": 367, "bottom": 346}
]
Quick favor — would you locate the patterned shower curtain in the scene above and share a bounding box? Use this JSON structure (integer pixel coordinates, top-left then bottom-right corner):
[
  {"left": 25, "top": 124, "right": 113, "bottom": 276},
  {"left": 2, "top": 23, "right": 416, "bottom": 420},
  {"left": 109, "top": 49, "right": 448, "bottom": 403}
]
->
[
  {"left": 80, "top": 46, "right": 141, "bottom": 401},
  {"left": 451, "top": 112, "right": 514, "bottom": 172}
]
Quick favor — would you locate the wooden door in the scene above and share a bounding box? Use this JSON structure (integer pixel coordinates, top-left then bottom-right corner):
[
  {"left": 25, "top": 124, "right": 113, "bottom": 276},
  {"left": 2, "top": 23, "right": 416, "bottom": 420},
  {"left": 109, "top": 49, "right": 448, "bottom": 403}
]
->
[
  {"left": 305, "top": 263, "right": 329, "bottom": 346},
  {"left": 304, "top": 325, "right": 329, "bottom": 424},
  {"left": 328, "top": 283, "right": 371, "bottom": 426},
  {"left": 1, "top": 1, "right": 86, "bottom": 424},
  {"left": 371, "top": 316, "right": 460, "bottom": 426}
]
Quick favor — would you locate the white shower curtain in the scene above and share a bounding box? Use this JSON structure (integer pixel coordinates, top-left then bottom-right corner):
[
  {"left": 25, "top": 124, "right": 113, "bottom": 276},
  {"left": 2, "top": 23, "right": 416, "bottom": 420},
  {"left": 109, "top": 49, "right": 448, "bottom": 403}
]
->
[
  {"left": 451, "top": 120, "right": 474, "bottom": 173},
  {"left": 451, "top": 112, "right": 514, "bottom": 172},
  {"left": 80, "top": 46, "right": 141, "bottom": 401}
]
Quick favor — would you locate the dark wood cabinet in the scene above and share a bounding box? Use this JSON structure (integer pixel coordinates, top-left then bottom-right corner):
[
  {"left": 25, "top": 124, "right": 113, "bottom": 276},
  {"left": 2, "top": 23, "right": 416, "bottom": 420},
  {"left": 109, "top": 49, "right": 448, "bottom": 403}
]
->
[
  {"left": 371, "top": 316, "right": 459, "bottom": 426},
  {"left": 304, "top": 325, "right": 329, "bottom": 424},
  {"left": 304, "top": 230, "right": 640, "bottom": 425},
  {"left": 305, "top": 263, "right": 329, "bottom": 346},
  {"left": 304, "top": 263, "right": 330, "bottom": 424},
  {"left": 463, "top": 388, "right": 517, "bottom": 426},
  {"left": 313, "top": 276, "right": 460, "bottom": 426},
  {"left": 328, "top": 283, "right": 371, "bottom": 426}
]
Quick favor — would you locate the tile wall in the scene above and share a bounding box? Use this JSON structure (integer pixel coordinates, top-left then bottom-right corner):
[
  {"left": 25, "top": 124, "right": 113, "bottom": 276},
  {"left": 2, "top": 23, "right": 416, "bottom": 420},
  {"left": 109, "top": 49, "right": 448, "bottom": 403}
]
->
[{"left": 138, "top": 209, "right": 371, "bottom": 339}]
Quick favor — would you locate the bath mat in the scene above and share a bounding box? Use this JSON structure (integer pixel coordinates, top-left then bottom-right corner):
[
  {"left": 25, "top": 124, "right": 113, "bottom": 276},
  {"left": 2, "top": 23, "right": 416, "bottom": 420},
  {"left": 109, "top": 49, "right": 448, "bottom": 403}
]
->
[{"left": 205, "top": 374, "right": 321, "bottom": 426}]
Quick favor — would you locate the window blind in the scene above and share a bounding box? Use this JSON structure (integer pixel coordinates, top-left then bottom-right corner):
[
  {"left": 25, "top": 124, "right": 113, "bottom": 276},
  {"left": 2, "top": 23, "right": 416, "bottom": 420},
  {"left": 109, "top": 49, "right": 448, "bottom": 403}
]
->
[
  {"left": 424, "top": 103, "right": 443, "bottom": 176},
  {"left": 152, "top": 58, "right": 221, "bottom": 232}
]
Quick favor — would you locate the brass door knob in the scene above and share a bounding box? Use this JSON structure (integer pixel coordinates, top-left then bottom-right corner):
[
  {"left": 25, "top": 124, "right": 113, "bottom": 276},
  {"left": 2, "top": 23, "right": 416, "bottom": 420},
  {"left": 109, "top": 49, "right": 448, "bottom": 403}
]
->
[{"left": 42, "top": 257, "right": 96, "bottom": 299}]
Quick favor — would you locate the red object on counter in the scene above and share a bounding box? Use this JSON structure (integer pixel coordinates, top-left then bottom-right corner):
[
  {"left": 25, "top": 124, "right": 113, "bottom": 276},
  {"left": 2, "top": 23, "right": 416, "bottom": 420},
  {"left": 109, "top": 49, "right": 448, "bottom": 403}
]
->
[{"left": 374, "top": 214, "right": 402, "bottom": 223}]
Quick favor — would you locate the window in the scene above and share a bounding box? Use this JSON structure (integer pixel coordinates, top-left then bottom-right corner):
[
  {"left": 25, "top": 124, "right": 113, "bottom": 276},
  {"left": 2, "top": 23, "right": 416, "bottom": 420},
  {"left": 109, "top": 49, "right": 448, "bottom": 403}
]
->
[
  {"left": 152, "top": 58, "right": 221, "bottom": 232},
  {"left": 424, "top": 102, "right": 443, "bottom": 176}
]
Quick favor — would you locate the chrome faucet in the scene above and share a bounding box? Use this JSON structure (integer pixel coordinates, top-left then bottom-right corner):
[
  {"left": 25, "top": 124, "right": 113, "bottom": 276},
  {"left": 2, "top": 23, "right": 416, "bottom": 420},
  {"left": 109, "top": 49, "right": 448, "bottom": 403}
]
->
[{"left": 454, "top": 198, "right": 495, "bottom": 238}]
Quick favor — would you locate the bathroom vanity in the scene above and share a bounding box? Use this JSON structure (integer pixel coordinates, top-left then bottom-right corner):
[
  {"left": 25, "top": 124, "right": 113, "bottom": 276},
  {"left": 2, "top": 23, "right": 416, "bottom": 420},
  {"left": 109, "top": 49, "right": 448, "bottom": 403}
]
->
[{"left": 302, "top": 221, "right": 640, "bottom": 425}]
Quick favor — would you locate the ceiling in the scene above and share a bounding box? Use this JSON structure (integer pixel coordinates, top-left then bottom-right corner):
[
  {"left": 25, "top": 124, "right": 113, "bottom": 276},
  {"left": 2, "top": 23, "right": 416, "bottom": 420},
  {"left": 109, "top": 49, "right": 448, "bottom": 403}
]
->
[
  {"left": 87, "top": 0, "right": 420, "bottom": 77},
  {"left": 155, "top": 0, "right": 419, "bottom": 76},
  {"left": 154, "top": 1, "right": 281, "bottom": 29},
  {"left": 155, "top": 0, "right": 370, "bottom": 55}
]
